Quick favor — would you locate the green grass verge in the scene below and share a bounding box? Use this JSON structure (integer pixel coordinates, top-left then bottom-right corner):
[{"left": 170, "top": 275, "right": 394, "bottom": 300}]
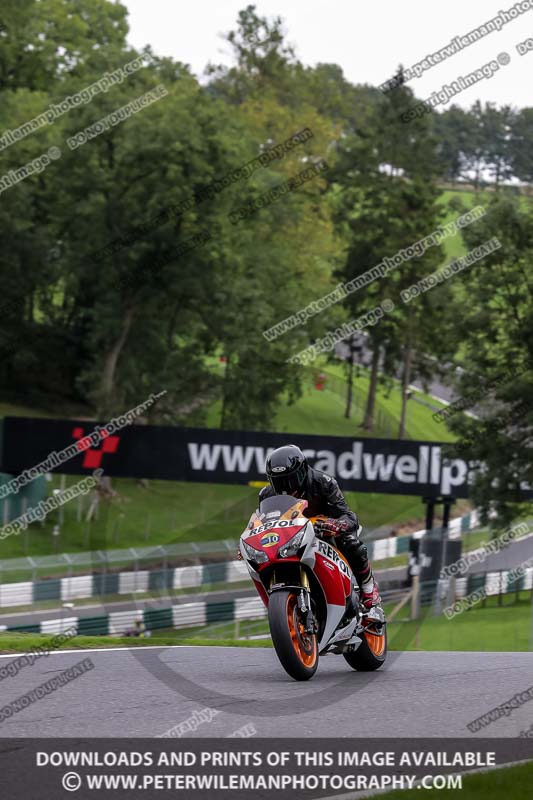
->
[
  {"left": 389, "top": 594, "right": 533, "bottom": 652},
  {"left": 377, "top": 761, "right": 533, "bottom": 800},
  {"left": 194, "top": 592, "right": 533, "bottom": 652},
  {"left": 0, "top": 632, "right": 270, "bottom": 653},
  {"left": 164, "top": 595, "right": 533, "bottom": 652},
  {"left": 206, "top": 349, "right": 454, "bottom": 442},
  {"left": 0, "top": 475, "right": 435, "bottom": 561},
  {"left": 2, "top": 594, "right": 531, "bottom": 653},
  {"left": 320, "top": 362, "right": 455, "bottom": 443}
]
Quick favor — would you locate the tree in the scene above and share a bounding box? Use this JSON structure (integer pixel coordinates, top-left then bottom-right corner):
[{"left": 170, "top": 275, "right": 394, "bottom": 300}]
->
[
  {"left": 510, "top": 108, "right": 533, "bottom": 185},
  {"left": 443, "top": 195, "right": 533, "bottom": 522},
  {"left": 460, "top": 102, "right": 487, "bottom": 191},
  {"left": 0, "top": 0, "right": 128, "bottom": 92},
  {"left": 329, "top": 79, "right": 449, "bottom": 435},
  {"left": 481, "top": 103, "right": 514, "bottom": 188},
  {"left": 205, "top": 6, "right": 344, "bottom": 428},
  {"left": 433, "top": 106, "right": 475, "bottom": 185}
]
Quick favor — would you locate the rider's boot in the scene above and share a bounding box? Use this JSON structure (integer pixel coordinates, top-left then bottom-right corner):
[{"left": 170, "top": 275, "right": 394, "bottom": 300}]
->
[
  {"left": 336, "top": 531, "right": 384, "bottom": 625},
  {"left": 360, "top": 573, "right": 384, "bottom": 625}
]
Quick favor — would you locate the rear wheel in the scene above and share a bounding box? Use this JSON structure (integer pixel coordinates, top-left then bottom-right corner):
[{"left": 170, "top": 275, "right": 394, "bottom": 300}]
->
[
  {"left": 268, "top": 589, "right": 318, "bottom": 681},
  {"left": 343, "top": 624, "right": 387, "bottom": 671}
]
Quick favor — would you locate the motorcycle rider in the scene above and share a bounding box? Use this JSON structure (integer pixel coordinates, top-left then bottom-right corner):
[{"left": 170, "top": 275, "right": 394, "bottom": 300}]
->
[{"left": 259, "top": 444, "right": 382, "bottom": 620}]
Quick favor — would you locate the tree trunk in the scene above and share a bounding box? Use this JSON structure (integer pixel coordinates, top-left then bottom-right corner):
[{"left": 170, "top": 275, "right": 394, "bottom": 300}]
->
[
  {"left": 100, "top": 306, "right": 134, "bottom": 413},
  {"left": 495, "top": 161, "right": 501, "bottom": 191},
  {"left": 361, "top": 345, "right": 380, "bottom": 430},
  {"left": 220, "top": 353, "right": 231, "bottom": 429},
  {"left": 474, "top": 157, "right": 482, "bottom": 192},
  {"left": 344, "top": 346, "right": 354, "bottom": 419},
  {"left": 398, "top": 340, "right": 413, "bottom": 439}
]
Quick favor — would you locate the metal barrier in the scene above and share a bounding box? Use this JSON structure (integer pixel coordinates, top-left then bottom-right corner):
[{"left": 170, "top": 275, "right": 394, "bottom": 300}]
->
[
  {"left": 2, "top": 568, "right": 529, "bottom": 639},
  {"left": 0, "top": 539, "right": 238, "bottom": 584},
  {"left": 0, "top": 558, "right": 251, "bottom": 608},
  {"left": 0, "top": 509, "right": 480, "bottom": 582},
  {"left": 0, "top": 595, "right": 267, "bottom": 636}
]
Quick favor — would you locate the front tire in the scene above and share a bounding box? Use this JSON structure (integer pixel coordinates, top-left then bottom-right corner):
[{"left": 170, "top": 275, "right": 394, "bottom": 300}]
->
[
  {"left": 343, "top": 625, "right": 387, "bottom": 671},
  {"left": 268, "top": 590, "right": 318, "bottom": 681}
]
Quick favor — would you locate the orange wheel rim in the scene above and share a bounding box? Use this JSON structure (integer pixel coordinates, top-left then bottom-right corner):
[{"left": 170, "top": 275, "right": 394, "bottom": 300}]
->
[
  {"left": 364, "top": 628, "right": 386, "bottom": 657},
  {"left": 286, "top": 594, "right": 317, "bottom": 667}
]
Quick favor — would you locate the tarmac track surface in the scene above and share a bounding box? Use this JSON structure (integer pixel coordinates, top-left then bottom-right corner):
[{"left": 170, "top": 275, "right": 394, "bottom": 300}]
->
[{"left": 0, "top": 646, "right": 532, "bottom": 738}]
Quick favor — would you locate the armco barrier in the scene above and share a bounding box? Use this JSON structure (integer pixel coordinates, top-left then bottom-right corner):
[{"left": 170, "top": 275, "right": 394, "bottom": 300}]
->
[
  {"left": 0, "top": 596, "right": 267, "bottom": 636},
  {"left": 0, "top": 512, "right": 482, "bottom": 609},
  {"left": 1, "top": 565, "right": 530, "bottom": 638},
  {"left": 0, "top": 559, "right": 250, "bottom": 609}
]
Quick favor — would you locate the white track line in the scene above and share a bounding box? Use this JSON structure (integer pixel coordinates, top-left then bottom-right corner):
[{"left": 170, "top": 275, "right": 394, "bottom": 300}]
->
[{"left": 0, "top": 645, "right": 214, "bottom": 659}]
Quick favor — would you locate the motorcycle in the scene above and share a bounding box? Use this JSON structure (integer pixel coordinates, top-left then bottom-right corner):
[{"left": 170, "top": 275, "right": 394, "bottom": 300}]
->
[{"left": 239, "top": 493, "right": 387, "bottom": 681}]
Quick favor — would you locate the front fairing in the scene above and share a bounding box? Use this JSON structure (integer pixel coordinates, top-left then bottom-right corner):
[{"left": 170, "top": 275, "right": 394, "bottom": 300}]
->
[{"left": 241, "top": 496, "right": 309, "bottom": 554}]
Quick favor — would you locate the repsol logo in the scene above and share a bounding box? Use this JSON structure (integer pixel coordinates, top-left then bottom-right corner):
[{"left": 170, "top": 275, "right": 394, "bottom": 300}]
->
[
  {"left": 317, "top": 539, "right": 351, "bottom": 577},
  {"left": 252, "top": 519, "right": 296, "bottom": 536}
]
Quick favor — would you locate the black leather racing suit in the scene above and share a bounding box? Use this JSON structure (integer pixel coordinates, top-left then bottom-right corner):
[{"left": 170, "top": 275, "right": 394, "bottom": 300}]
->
[{"left": 259, "top": 466, "right": 372, "bottom": 586}]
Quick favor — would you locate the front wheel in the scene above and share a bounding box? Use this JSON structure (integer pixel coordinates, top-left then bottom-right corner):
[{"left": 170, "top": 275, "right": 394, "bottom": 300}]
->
[
  {"left": 268, "top": 589, "right": 318, "bottom": 681},
  {"left": 343, "top": 624, "right": 387, "bottom": 671}
]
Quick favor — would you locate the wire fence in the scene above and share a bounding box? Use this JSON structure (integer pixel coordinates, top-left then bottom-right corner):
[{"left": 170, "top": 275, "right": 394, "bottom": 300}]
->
[
  {"left": 0, "top": 509, "right": 485, "bottom": 586},
  {"left": 0, "top": 539, "right": 238, "bottom": 585},
  {"left": 304, "top": 366, "right": 399, "bottom": 438}
]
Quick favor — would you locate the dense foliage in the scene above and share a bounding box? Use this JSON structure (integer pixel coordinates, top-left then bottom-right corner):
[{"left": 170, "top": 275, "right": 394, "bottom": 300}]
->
[{"left": 1, "top": 1, "right": 532, "bottom": 515}]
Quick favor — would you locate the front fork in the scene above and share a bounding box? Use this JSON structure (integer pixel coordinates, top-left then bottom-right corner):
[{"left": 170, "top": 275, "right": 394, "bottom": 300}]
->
[
  {"left": 268, "top": 567, "right": 317, "bottom": 634},
  {"left": 298, "top": 567, "right": 317, "bottom": 634}
]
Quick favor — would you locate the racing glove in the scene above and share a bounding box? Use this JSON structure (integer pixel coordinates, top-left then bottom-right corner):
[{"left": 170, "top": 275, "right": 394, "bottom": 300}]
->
[{"left": 314, "top": 517, "right": 351, "bottom": 537}]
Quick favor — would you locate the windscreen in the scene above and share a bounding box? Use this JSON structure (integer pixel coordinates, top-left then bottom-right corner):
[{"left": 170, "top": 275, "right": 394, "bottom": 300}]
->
[
  {"left": 258, "top": 495, "right": 300, "bottom": 517},
  {"left": 243, "top": 495, "right": 308, "bottom": 537}
]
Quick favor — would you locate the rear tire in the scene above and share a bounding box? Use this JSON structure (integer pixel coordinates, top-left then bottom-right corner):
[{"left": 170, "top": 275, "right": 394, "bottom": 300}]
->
[
  {"left": 268, "top": 589, "right": 318, "bottom": 681},
  {"left": 343, "top": 625, "right": 387, "bottom": 671}
]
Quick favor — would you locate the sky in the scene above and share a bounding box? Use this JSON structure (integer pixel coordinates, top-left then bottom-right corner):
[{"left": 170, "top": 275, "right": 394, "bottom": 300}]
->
[{"left": 123, "top": 0, "right": 532, "bottom": 109}]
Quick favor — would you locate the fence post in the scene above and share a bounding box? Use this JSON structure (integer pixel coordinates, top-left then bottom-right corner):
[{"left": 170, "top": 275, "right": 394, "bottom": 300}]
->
[
  {"left": 411, "top": 575, "right": 420, "bottom": 620},
  {"left": 100, "top": 551, "right": 107, "bottom": 597},
  {"left": 22, "top": 498, "right": 28, "bottom": 554},
  {"left": 59, "top": 474, "right": 66, "bottom": 525},
  {"left": 447, "top": 575, "right": 456, "bottom": 610},
  {"left": 529, "top": 585, "right": 533, "bottom": 651},
  {"left": 133, "top": 549, "right": 138, "bottom": 592}
]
